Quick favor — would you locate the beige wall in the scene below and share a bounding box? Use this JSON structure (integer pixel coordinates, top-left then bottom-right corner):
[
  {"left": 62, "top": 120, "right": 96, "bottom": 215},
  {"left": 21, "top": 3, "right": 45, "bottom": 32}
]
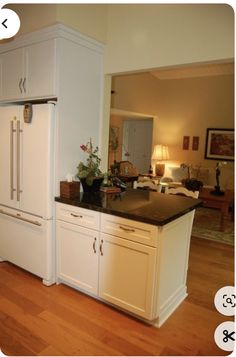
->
[
  {"left": 105, "top": 4, "right": 234, "bottom": 74},
  {"left": 111, "top": 73, "right": 234, "bottom": 188},
  {"left": 6, "top": 4, "right": 108, "bottom": 43},
  {"left": 6, "top": 4, "right": 57, "bottom": 36},
  {"left": 56, "top": 5, "right": 107, "bottom": 43}
]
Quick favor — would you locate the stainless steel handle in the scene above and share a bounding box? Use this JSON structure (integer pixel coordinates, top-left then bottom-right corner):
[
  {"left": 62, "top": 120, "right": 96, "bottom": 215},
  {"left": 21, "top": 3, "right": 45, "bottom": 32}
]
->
[
  {"left": 70, "top": 213, "right": 83, "bottom": 218},
  {"left": 19, "top": 78, "right": 23, "bottom": 93},
  {"left": 22, "top": 77, "right": 26, "bottom": 93},
  {"left": 93, "top": 237, "right": 97, "bottom": 254},
  {"left": 10, "top": 121, "right": 14, "bottom": 200},
  {"left": 119, "top": 225, "right": 135, "bottom": 233},
  {"left": 0, "top": 209, "right": 42, "bottom": 226},
  {"left": 16, "top": 120, "right": 21, "bottom": 202},
  {"left": 99, "top": 239, "right": 103, "bottom": 256}
]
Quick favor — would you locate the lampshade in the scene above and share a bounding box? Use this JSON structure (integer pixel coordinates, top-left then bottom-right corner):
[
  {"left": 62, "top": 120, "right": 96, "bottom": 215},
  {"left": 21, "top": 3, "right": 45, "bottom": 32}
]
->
[{"left": 152, "top": 145, "right": 169, "bottom": 161}]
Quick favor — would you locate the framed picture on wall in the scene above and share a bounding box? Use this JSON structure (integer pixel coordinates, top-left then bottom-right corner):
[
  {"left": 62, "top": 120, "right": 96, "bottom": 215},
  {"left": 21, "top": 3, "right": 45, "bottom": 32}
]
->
[{"left": 204, "top": 128, "right": 234, "bottom": 161}]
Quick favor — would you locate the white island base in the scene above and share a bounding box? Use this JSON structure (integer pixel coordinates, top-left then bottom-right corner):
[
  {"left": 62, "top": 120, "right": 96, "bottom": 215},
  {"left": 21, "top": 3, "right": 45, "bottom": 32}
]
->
[{"left": 56, "top": 202, "right": 195, "bottom": 327}]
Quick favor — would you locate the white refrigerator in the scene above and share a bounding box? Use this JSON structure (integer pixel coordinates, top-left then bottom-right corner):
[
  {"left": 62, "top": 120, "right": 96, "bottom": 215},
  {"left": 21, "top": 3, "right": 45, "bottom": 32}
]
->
[{"left": 0, "top": 103, "right": 55, "bottom": 285}]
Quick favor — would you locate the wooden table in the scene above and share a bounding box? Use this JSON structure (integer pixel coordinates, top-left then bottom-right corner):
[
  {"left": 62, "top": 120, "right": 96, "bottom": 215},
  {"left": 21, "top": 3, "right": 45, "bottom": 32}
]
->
[
  {"left": 117, "top": 175, "right": 139, "bottom": 188},
  {"left": 199, "top": 188, "right": 234, "bottom": 231}
]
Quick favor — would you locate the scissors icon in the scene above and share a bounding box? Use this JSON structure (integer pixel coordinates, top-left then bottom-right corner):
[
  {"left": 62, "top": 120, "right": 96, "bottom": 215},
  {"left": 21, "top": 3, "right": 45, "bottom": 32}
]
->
[{"left": 223, "top": 329, "right": 235, "bottom": 343}]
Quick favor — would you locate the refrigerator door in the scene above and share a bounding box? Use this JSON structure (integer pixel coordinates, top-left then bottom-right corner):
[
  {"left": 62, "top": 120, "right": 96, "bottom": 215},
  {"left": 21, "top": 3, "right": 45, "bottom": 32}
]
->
[
  {"left": 19, "top": 103, "right": 55, "bottom": 218},
  {"left": 0, "top": 106, "right": 20, "bottom": 209}
]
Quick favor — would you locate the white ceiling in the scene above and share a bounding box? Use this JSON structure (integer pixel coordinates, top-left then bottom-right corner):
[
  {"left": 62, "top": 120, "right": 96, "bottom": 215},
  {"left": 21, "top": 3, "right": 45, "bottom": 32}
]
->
[{"left": 150, "top": 62, "right": 234, "bottom": 80}]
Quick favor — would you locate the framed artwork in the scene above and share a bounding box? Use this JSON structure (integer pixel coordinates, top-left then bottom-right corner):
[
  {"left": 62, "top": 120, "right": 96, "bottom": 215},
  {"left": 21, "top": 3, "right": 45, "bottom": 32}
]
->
[
  {"left": 204, "top": 128, "right": 234, "bottom": 161},
  {"left": 192, "top": 136, "right": 199, "bottom": 151},
  {"left": 182, "top": 136, "right": 190, "bottom": 150}
]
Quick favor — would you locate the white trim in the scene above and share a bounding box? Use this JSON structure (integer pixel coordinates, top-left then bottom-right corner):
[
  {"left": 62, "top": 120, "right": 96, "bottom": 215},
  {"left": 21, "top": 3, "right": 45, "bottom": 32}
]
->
[
  {"left": 0, "top": 23, "right": 105, "bottom": 54},
  {"left": 110, "top": 107, "right": 154, "bottom": 120}
]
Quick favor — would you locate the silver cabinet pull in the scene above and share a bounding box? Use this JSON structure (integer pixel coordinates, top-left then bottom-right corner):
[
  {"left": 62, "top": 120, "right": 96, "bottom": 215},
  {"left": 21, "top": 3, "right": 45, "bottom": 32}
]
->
[
  {"left": 119, "top": 225, "right": 135, "bottom": 233},
  {"left": 70, "top": 213, "right": 83, "bottom": 218},
  {"left": 10, "top": 121, "right": 14, "bottom": 200},
  {"left": 93, "top": 237, "right": 97, "bottom": 254},
  {"left": 99, "top": 239, "right": 103, "bottom": 256},
  {"left": 0, "top": 209, "right": 42, "bottom": 226},
  {"left": 22, "top": 77, "right": 26, "bottom": 93},
  {"left": 16, "top": 120, "right": 21, "bottom": 202},
  {"left": 19, "top": 78, "right": 23, "bottom": 93}
]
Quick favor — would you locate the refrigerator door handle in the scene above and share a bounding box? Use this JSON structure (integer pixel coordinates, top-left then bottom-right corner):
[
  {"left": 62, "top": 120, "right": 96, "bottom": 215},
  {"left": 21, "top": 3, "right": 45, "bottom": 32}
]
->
[
  {"left": 16, "top": 120, "right": 22, "bottom": 202},
  {"left": 0, "top": 208, "right": 42, "bottom": 226},
  {"left": 10, "top": 120, "right": 15, "bottom": 200}
]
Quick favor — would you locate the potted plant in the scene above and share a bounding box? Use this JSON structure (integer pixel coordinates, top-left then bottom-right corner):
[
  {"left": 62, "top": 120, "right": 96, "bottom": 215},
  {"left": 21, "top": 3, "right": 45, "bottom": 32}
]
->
[
  {"left": 180, "top": 163, "right": 203, "bottom": 192},
  {"left": 76, "top": 139, "right": 103, "bottom": 192}
]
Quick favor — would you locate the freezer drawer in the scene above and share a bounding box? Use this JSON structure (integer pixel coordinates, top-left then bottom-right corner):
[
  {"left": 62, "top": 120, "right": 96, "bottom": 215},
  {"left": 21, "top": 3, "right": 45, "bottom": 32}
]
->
[{"left": 0, "top": 205, "right": 55, "bottom": 285}]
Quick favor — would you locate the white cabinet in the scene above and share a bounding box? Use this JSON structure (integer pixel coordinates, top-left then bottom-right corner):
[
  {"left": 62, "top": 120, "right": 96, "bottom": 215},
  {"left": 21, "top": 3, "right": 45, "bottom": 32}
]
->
[
  {"left": 0, "top": 40, "right": 56, "bottom": 101},
  {"left": 99, "top": 232, "right": 156, "bottom": 319},
  {"left": 57, "top": 220, "right": 99, "bottom": 295},
  {"left": 56, "top": 202, "right": 195, "bottom": 326},
  {"left": 56, "top": 203, "right": 157, "bottom": 320},
  {"left": 56, "top": 204, "right": 100, "bottom": 295}
]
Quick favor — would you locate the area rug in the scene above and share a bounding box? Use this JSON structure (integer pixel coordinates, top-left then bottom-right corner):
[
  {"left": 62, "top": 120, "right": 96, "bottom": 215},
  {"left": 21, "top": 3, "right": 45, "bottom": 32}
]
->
[{"left": 192, "top": 207, "right": 234, "bottom": 245}]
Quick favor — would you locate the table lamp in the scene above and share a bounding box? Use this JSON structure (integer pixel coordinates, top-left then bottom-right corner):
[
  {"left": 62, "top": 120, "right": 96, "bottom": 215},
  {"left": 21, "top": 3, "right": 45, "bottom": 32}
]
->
[{"left": 152, "top": 145, "right": 169, "bottom": 177}]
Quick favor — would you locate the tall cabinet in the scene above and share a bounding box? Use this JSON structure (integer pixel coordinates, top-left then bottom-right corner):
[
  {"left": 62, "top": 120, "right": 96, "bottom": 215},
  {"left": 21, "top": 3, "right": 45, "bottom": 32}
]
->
[{"left": 0, "top": 24, "right": 105, "bottom": 190}]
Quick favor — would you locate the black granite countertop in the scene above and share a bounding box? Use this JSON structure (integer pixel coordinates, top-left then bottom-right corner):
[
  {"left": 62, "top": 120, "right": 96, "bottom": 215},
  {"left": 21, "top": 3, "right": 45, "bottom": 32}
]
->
[{"left": 55, "top": 189, "right": 202, "bottom": 226}]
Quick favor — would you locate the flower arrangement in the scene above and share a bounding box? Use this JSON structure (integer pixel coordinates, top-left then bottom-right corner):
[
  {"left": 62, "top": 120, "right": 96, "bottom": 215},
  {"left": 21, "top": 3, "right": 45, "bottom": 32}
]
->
[
  {"left": 76, "top": 139, "right": 102, "bottom": 186},
  {"left": 180, "top": 163, "right": 203, "bottom": 191}
]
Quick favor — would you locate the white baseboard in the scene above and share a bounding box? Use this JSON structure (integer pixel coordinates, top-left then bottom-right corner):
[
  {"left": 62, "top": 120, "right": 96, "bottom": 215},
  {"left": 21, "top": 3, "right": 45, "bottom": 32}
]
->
[{"left": 154, "top": 286, "right": 187, "bottom": 327}]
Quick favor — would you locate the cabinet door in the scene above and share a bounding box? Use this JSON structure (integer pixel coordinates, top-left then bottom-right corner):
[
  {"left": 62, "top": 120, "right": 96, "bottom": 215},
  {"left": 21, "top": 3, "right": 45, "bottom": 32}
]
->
[
  {"left": 99, "top": 233, "right": 157, "bottom": 320},
  {"left": 25, "top": 40, "right": 56, "bottom": 99},
  {"left": 56, "top": 220, "right": 99, "bottom": 295},
  {"left": 19, "top": 104, "right": 54, "bottom": 218},
  {"left": 0, "top": 48, "right": 24, "bottom": 100}
]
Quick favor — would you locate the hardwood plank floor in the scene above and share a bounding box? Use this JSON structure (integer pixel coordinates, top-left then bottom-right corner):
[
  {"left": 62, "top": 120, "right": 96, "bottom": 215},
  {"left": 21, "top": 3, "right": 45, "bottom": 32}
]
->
[{"left": 0, "top": 237, "right": 234, "bottom": 356}]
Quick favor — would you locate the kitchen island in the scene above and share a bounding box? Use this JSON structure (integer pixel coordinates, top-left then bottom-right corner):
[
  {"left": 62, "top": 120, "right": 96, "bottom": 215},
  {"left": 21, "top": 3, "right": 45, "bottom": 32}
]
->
[{"left": 55, "top": 189, "right": 201, "bottom": 327}]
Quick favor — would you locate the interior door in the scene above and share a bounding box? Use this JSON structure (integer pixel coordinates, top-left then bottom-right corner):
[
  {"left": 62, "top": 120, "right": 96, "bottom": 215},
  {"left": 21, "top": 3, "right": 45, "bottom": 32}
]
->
[
  {"left": 19, "top": 104, "right": 55, "bottom": 218},
  {"left": 122, "top": 119, "right": 153, "bottom": 174},
  {"left": 0, "top": 106, "right": 20, "bottom": 209}
]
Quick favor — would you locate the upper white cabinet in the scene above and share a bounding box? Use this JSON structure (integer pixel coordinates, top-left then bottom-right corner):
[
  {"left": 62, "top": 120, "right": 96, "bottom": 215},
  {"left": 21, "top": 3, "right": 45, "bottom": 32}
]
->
[{"left": 0, "top": 39, "right": 56, "bottom": 101}]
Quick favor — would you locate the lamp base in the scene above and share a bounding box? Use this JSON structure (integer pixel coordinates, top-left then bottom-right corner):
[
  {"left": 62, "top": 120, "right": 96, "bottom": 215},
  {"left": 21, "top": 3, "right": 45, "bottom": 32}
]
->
[{"left": 155, "top": 163, "right": 165, "bottom": 177}]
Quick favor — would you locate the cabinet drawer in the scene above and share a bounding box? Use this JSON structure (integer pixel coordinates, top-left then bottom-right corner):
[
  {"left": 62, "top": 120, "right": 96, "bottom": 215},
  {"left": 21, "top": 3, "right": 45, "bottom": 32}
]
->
[
  {"left": 56, "top": 203, "right": 100, "bottom": 231},
  {"left": 101, "top": 213, "right": 157, "bottom": 247}
]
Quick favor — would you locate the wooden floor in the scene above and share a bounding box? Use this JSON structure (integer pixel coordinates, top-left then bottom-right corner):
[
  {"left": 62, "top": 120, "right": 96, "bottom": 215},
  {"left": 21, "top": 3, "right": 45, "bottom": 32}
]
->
[{"left": 0, "top": 237, "right": 234, "bottom": 356}]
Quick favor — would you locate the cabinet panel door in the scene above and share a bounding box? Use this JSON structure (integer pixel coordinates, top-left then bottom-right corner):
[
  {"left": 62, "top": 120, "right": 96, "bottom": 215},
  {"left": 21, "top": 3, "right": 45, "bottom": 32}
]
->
[
  {"left": 57, "top": 220, "right": 99, "bottom": 295},
  {"left": 19, "top": 104, "right": 54, "bottom": 218},
  {"left": 0, "top": 48, "right": 24, "bottom": 100},
  {"left": 25, "top": 40, "right": 56, "bottom": 98},
  {"left": 99, "top": 233, "right": 157, "bottom": 320}
]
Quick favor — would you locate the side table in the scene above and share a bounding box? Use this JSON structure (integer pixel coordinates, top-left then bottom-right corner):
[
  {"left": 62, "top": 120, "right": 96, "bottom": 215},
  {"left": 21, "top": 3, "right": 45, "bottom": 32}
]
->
[{"left": 199, "top": 188, "right": 234, "bottom": 232}]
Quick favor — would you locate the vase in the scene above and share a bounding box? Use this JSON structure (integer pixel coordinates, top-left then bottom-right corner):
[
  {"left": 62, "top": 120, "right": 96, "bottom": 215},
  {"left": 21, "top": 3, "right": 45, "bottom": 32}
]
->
[{"left": 80, "top": 177, "right": 103, "bottom": 192}]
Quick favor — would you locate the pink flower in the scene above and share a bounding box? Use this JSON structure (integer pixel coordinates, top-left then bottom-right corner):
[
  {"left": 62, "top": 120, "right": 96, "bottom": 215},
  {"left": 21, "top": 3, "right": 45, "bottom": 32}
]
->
[{"left": 80, "top": 144, "right": 87, "bottom": 152}]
